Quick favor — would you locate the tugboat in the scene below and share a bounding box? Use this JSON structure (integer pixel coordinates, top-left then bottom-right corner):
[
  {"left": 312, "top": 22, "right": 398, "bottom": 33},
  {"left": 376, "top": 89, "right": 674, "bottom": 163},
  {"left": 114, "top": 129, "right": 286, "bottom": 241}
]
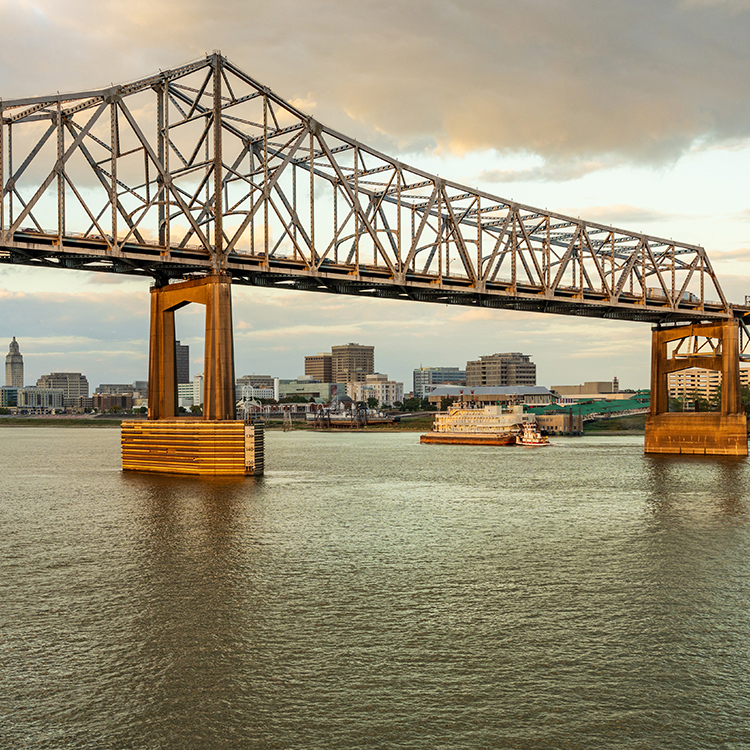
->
[{"left": 516, "top": 421, "right": 551, "bottom": 447}]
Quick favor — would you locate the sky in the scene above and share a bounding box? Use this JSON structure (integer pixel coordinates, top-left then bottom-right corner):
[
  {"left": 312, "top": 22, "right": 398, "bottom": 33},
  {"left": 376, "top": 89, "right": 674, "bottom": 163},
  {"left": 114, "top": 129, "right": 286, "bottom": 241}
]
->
[{"left": 2, "top": 0, "right": 750, "bottom": 391}]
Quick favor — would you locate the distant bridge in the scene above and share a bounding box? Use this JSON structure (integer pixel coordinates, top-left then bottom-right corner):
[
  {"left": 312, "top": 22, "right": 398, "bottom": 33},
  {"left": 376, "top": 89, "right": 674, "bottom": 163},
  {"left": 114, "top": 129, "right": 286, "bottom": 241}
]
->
[{"left": 1, "top": 54, "right": 747, "bottom": 458}]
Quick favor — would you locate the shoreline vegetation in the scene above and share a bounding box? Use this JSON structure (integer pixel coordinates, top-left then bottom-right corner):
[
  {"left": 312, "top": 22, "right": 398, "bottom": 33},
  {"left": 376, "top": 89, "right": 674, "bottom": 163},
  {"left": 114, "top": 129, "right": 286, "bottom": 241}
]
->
[{"left": 0, "top": 413, "right": 649, "bottom": 433}]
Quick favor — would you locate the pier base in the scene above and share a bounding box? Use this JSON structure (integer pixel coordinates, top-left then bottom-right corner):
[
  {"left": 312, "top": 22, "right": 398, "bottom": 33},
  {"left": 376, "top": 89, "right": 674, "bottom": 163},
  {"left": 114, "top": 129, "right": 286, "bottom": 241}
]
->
[
  {"left": 645, "top": 319, "right": 747, "bottom": 457},
  {"left": 121, "top": 420, "right": 264, "bottom": 476},
  {"left": 645, "top": 413, "right": 747, "bottom": 456}
]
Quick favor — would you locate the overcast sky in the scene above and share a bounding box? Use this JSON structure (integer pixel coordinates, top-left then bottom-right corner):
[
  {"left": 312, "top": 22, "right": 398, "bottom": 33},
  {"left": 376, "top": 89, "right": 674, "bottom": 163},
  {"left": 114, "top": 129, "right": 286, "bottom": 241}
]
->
[{"left": 2, "top": 0, "right": 750, "bottom": 390}]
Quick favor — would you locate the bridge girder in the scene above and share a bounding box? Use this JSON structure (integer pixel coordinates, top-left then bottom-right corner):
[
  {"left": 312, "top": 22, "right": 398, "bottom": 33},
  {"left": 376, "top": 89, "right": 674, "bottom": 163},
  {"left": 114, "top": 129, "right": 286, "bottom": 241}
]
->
[{"left": 0, "top": 53, "right": 738, "bottom": 324}]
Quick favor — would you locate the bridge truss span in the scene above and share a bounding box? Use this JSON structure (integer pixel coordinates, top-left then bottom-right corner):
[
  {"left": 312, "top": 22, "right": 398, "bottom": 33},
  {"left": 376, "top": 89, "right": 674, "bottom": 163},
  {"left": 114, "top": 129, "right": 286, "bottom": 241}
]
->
[{"left": 0, "top": 53, "right": 736, "bottom": 323}]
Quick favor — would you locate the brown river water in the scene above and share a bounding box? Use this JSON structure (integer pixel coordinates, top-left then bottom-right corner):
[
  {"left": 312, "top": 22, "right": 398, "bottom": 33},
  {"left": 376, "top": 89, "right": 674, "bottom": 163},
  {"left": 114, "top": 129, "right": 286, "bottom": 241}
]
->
[{"left": 2, "top": 428, "right": 750, "bottom": 749}]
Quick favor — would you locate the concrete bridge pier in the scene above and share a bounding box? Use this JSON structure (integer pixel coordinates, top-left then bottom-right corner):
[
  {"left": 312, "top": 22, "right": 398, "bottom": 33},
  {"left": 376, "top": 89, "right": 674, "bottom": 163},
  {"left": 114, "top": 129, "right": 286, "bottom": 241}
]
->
[
  {"left": 121, "top": 274, "right": 264, "bottom": 476},
  {"left": 645, "top": 319, "right": 748, "bottom": 456}
]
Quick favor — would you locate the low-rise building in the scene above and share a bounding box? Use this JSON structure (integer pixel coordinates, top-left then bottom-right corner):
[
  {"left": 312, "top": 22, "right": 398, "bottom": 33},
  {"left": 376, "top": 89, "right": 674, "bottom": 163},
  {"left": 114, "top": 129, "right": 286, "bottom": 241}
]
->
[
  {"left": 0, "top": 386, "right": 18, "bottom": 408},
  {"left": 347, "top": 374, "right": 404, "bottom": 407},
  {"left": 17, "top": 386, "right": 65, "bottom": 412},
  {"left": 93, "top": 393, "right": 133, "bottom": 412},
  {"left": 236, "top": 374, "right": 276, "bottom": 390},
  {"left": 427, "top": 385, "right": 555, "bottom": 407},
  {"left": 278, "top": 377, "right": 347, "bottom": 402},
  {"left": 178, "top": 383, "right": 193, "bottom": 409}
]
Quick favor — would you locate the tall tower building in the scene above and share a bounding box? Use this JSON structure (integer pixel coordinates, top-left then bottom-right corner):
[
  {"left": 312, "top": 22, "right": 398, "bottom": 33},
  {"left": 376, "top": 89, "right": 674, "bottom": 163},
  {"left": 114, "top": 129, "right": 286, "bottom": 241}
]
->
[
  {"left": 175, "top": 340, "right": 190, "bottom": 384},
  {"left": 331, "top": 343, "right": 374, "bottom": 383},
  {"left": 5, "top": 337, "right": 24, "bottom": 387}
]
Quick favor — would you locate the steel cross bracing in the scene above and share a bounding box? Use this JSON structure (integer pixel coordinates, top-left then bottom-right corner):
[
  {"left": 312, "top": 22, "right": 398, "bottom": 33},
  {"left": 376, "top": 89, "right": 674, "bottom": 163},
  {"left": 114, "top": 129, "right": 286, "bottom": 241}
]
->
[{"left": 0, "top": 53, "right": 741, "bottom": 324}]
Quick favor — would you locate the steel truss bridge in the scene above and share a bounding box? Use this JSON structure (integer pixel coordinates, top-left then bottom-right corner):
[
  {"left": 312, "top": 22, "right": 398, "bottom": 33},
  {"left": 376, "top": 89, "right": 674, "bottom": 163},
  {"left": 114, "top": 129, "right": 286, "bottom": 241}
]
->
[{"left": 0, "top": 53, "right": 746, "bottom": 327}]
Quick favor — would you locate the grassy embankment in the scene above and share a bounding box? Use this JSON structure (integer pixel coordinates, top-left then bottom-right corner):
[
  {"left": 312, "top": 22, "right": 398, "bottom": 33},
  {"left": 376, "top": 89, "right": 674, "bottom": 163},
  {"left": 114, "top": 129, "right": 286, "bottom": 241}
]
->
[
  {"left": 0, "top": 413, "right": 648, "bottom": 433},
  {"left": 0, "top": 416, "right": 125, "bottom": 427},
  {"left": 0, "top": 414, "right": 437, "bottom": 431},
  {"left": 582, "top": 414, "right": 646, "bottom": 433}
]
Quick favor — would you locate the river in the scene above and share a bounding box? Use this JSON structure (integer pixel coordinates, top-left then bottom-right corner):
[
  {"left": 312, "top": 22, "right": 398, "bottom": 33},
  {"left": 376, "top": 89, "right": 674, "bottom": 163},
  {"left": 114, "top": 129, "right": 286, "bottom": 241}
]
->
[{"left": 2, "top": 428, "right": 750, "bottom": 749}]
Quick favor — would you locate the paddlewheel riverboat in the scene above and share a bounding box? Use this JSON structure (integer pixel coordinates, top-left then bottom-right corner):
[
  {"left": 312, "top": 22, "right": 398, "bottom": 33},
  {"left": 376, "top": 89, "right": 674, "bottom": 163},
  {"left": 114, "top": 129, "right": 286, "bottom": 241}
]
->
[{"left": 420, "top": 404, "right": 536, "bottom": 446}]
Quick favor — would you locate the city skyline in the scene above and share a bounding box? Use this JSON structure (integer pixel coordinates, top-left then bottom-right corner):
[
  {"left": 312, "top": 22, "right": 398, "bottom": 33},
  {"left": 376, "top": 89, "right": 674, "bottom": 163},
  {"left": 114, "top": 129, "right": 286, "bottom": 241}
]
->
[
  {"left": 2, "top": 2, "right": 749, "bottom": 391},
  {"left": 0, "top": 332, "right": 627, "bottom": 395}
]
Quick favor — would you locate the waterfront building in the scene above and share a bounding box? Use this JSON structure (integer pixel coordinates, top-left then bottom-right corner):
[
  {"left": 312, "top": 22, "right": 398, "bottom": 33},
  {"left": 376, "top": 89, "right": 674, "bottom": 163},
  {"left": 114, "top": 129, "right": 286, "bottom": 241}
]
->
[
  {"left": 427, "top": 385, "right": 554, "bottom": 407},
  {"left": 93, "top": 393, "right": 133, "bottom": 412},
  {"left": 0, "top": 386, "right": 18, "bottom": 407},
  {"left": 5, "top": 337, "right": 23, "bottom": 387},
  {"left": 346, "top": 374, "right": 404, "bottom": 407},
  {"left": 278, "top": 377, "right": 347, "bottom": 402},
  {"left": 465, "top": 352, "right": 536, "bottom": 388},
  {"left": 305, "top": 353, "right": 333, "bottom": 383},
  {"left": 553, "top": 380, "right": 619, "bottom": 396},
  {"left": 17, "top": 386, "right": 65, "bottom": 411},
  {"left": 36, "top": 372, "right": 89, "bottom": 407},
  {"left": 413, "top": 366, "right": 466, "bottom": 398},
  {"left": 332, "top": 343, "right": 374, "bottom": 383},
  {"left": 175, "top": 340, "right": 190, "bottom": 384}
]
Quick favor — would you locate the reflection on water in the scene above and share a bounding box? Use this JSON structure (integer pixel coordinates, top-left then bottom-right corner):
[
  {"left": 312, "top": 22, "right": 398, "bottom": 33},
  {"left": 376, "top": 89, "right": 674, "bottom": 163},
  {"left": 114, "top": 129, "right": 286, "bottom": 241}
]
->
[{"left": 3, "top": 429, "right": 750, "bottom": 749}]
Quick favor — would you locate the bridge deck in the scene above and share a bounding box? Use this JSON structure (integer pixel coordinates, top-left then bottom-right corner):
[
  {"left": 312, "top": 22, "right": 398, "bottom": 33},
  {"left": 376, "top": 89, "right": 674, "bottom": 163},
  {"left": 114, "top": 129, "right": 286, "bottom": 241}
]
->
[{"left": 0, "top": 230, "right": 737, "bottom": 324}]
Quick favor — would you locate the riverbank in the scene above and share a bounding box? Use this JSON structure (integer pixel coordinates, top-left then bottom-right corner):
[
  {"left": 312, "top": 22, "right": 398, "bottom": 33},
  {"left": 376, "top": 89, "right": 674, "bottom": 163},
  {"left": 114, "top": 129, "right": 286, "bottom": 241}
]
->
[
  {"left": 0, "top": 416, "right": 127, "bottom": 427},
  {"left": 583, "top": 414, "right": 646, "bottom": 433},
  {"left": 0, "top": 415, "right": 437, "bottom": 431}
]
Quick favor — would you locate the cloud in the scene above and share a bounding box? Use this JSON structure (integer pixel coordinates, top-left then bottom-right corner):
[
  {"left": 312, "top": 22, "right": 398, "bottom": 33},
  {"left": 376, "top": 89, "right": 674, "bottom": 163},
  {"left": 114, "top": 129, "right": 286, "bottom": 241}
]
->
[
  {"left": 3, "top": 0, "right": 750, "bottom": 168},
  {"left": 479, "top": 159, "right": 610, "bottom": 184},
  {"left": 557, "top": 204, "right": 683, "bottom": 225},
  {"left": 713, "top": 248, "right": 750, "bottom": 262}
]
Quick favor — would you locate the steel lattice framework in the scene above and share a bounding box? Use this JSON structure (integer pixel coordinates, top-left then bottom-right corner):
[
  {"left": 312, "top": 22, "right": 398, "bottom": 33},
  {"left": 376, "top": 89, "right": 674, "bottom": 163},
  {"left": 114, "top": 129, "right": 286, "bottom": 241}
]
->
[{"left": 0, "top": 53, "right": 740, "bottom": 323}]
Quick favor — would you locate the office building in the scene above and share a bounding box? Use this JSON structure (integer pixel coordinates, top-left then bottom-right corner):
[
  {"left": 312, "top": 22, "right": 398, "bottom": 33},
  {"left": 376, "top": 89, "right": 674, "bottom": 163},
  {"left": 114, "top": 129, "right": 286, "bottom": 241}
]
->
[
  {"left": 332, "top": 343, "right": 374, "bottom": 383},
  {"left": 194, "top": 373, "right": 204, "bottom": 406},
  {"left": 5, "top": 337, "right": 23, "bottom": 387},
  {"left": 36, "top": 372, "right": 89, "bottom": 407},
  {"left": 305, "top": 353, "right": 333, "bottom": 383},
  {"left": 175, "top": 340, "right": 190, "bottom": 384},
  {"left": 177, "top": 383, "right": 194, "bottom": 409},
  {"left": 413, "top": 366, "right": 466, "bottom": 398},
  {"left": 465, "top": 352, "right": 536, "bottom": 388}
]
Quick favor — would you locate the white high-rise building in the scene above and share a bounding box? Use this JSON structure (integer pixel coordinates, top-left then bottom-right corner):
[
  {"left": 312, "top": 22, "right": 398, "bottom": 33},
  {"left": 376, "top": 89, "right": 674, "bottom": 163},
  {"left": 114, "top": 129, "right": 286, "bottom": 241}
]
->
[{"left": 5, "top": 337, "right": 23, "bottom": 387}]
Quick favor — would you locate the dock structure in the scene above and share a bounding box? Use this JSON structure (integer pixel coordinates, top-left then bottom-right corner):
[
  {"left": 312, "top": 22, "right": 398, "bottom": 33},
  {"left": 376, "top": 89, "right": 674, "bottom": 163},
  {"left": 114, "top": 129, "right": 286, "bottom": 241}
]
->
[
  {"left": 645, "top": 320, "right": 747, "bottom": 456},
  {"left": 121, "top": 274, "right": 263, "bottom": 476}
]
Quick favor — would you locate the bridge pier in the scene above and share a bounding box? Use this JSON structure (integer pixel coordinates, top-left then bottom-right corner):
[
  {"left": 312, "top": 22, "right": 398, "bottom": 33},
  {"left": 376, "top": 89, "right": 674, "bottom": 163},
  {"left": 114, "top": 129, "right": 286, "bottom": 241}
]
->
[
  {"left": 644, "top": 320, "right": 747, "bottom": 456},
  {"left": 121, "top": 274, "right": 264, "bottom": 476}
]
